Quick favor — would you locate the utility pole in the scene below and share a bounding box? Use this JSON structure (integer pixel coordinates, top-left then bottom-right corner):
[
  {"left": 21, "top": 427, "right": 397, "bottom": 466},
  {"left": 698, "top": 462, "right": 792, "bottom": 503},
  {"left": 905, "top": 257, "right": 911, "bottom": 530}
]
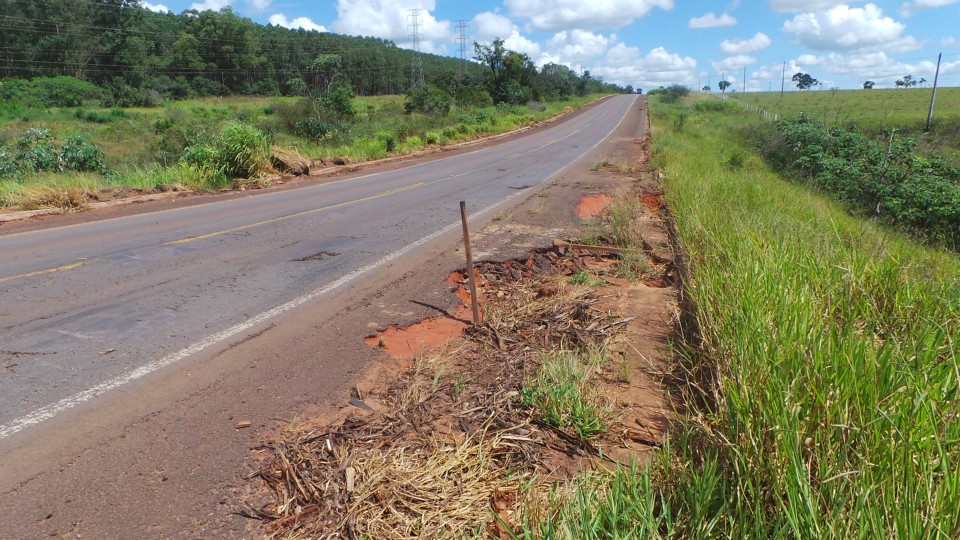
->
[
  {"left": 780, "top": 61, "right": 785, "bottom": 97},
  {"left": 926, "top": 52, "right": 942, "bottom": 132},
  {"left": 408, "top": 9, "right": 425, "bottom": 87},
  {"left": 742, "top": 66, "right": 746, "bottom": 92}
]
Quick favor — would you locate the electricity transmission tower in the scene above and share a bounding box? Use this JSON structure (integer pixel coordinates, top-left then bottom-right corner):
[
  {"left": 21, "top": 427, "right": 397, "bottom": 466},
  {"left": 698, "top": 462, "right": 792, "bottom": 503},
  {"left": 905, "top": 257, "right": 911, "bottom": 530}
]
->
[
  {"left": 408, "top": 9, "right": 425, "bottom": 87},
  {"left": 456, "top": 20, "right": 469, "bottom": 75}
]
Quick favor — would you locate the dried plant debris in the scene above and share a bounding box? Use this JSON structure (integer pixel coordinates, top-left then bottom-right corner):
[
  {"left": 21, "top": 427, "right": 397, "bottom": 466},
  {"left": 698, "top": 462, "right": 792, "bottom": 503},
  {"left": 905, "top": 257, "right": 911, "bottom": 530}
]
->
[{"left": 246, "top": 248, "right": 653, "bottom": 539}]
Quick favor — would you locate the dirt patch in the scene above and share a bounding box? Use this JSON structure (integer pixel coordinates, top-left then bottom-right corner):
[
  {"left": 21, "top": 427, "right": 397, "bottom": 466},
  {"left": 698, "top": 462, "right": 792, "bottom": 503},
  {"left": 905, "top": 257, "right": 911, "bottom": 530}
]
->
[
  {"left": 364, "top": 309, "right": 471, "bottom": 363},
  {"left": 247, "top": 249, "right": 673, "bottom": 537},
  {"left": 575, "top": 193, "right": 614, "bottom": 219},
  {"left": 641, "top": 192, "right": 663, "bottom": 211}
]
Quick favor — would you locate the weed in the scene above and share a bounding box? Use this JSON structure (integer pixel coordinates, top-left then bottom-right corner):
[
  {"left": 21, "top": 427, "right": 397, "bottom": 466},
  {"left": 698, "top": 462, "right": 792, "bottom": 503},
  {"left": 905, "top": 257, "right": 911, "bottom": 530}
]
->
[
  {"left": 521, "top": 350, "right": 610, "bottom": 440},
  {"left": 569, "top": 272, "right": 604, "bottom": 287},
  {"left": 590, "top": 157, "right": 610, "bottom": 171}
]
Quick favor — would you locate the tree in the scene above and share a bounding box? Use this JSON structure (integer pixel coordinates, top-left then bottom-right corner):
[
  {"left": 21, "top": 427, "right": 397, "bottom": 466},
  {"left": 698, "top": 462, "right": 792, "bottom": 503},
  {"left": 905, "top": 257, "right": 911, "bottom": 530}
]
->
[
  {"left": 896, "top": 74, "right": 919, "bottom": 88},
  {"left": 718, "top": 80, "right": 731, "bottom": 93},
  {"left": 792, "top": 72, "right": 818, "bottom": 91},
  {"left": 702, "top": 85, "right": 711, "bottom": 92},
  {"left": 863, "top": 80, "right": 875, "bottom": 89}
]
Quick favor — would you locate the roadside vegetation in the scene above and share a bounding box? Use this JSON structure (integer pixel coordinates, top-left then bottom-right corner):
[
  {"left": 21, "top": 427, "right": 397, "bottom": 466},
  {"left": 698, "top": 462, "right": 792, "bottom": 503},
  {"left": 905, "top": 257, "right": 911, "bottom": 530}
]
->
[
  {"left": 561, "top": 92, "right": 959, "bottom": 537},
  {"left": 734, "top": 87, "right": 960, "bottom": 162},
  {"left": 0, "top": 2, "right": 630, "bottom": 211}
]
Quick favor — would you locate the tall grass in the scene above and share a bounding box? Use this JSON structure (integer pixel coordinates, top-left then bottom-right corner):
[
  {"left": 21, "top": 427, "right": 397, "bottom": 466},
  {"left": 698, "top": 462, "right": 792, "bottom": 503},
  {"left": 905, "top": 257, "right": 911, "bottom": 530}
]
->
[
  {"left": 514, "top": 93, "right": 960, "bottom": 538},
  {"left": 641, "top": 95, "right": 960, "bottom": 537}
]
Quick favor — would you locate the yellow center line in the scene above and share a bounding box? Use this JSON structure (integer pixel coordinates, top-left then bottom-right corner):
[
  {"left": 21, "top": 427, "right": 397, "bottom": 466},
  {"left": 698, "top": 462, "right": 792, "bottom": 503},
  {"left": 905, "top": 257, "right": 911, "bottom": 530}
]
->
[
  {"left": 165, "top": 182, "right": 429, "bottom": 245},
  {"left": 0, "top": 259, "right": 96, "bottom": 285},
  {"left": 165, "top": 123, "right": 586, "bottom": 246}
]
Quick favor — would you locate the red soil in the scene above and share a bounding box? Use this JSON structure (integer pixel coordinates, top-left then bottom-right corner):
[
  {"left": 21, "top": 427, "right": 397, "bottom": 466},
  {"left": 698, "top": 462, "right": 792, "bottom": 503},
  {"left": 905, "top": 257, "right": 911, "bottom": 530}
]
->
[
  {"left": 575, "top": 194, "right": 614, "bottom": 219},
  {"left": 641, "top": 192, "right": 662, "bottom": 211}
]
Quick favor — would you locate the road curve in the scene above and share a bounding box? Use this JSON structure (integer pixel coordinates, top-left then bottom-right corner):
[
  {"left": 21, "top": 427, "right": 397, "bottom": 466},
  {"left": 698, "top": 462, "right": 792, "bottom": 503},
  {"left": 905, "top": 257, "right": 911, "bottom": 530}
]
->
[{"left": 0, "top": 95, "right": 638, "bottom": 439}]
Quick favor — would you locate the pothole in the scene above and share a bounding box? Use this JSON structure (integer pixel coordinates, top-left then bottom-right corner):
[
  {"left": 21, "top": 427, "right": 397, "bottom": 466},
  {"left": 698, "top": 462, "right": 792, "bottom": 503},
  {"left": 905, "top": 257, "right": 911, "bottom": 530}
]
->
[{"left": 295, "top": 251, "right": 340, "bottom": 261}]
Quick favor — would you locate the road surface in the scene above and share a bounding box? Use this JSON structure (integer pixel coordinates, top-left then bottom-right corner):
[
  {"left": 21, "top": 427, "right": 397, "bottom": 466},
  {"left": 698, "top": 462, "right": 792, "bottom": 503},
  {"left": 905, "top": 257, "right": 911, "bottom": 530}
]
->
[{"left": 0, "top": 94, "right": 642, "bottom": 538}]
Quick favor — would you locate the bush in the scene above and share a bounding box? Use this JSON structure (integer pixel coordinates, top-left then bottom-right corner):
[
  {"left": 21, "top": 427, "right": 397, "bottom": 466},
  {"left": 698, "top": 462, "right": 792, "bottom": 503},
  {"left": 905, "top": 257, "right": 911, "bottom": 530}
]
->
[
  {"left": 182, "top": 122, "right": 271, "bottom": 183},
  {"left": 758, "top": 115, "right": 960, "bottom": 248},
  {"left": 376, "top": 130, "right": 397, "bottom": 153},
  {"left": 658, "top": 84, "right": 691, "bottom": 103},
  {"left": 0, "top": 76, "right": 103, "bottom": 108},
  {"left": 404, "top": 84, "right": 451, "bottom": 116},
  {"left": 60, "top": 135, "right": 106, "bottom": 173},
  {"left": 294, "top": 118, "right": 335, "bottom": 141},
  {"left": 694, "top": 99, "right": 741, "bottom": 112},
  {"left": 0, "top": 128, "right": 107, "bottom": 177}
]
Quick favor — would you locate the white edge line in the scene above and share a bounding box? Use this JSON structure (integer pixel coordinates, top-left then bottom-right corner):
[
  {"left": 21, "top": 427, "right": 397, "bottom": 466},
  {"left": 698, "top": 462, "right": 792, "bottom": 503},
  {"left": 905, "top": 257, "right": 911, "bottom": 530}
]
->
[
  {"left": 0, "top": 96, "right": 635, "bottom": 440},
  {"left": 0, "top": 195, "right": 521, "bottom": 440}
]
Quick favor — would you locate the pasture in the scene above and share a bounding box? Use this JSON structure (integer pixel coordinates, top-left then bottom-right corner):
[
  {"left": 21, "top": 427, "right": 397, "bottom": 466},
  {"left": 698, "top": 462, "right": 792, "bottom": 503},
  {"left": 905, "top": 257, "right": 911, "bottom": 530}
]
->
[{"left": 734, "top": 87, "right": 960, "bottom": 160}]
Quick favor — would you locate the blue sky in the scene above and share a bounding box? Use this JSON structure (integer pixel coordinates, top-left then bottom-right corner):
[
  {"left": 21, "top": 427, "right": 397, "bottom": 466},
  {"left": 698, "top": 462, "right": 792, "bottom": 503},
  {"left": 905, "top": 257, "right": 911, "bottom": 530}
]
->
[{"left": 142, "top": 0, "right": 960, "bottom": 91}]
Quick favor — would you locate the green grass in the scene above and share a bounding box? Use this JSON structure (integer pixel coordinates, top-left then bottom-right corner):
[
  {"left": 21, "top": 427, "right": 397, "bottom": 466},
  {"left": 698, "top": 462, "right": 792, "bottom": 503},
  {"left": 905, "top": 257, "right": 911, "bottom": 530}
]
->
[
  {"left": 522, "top": 347, "right": 612, "bottom": 440},
  {"left": 0, "top": 93, "right": 606, "bottom": 209},
  {"left": 734, "top": 87, "right": 960, "bottom": 161},
  {"left": 516, "top": 93, "right": 960, "bottom": 538}
]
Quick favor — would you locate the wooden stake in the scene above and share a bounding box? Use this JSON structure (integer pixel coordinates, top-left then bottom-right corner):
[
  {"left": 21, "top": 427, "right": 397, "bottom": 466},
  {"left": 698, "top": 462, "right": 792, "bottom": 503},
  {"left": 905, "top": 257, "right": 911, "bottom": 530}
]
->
[{"left": 459, "top": 201, "right": 481, "bottom": 325}]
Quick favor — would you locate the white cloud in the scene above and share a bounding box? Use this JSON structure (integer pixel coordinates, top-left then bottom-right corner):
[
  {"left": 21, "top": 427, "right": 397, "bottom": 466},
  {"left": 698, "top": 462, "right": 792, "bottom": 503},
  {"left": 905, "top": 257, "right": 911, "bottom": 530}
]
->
[
  {"left": 770, "top": 0, "right": 847, "bottom": 12},
  {"left": 332, "top": 0, "right": 452, "bottom": 54},
  {"left": 688, "top": 12, "right": 736, "bottom": 28},
  {"left": 546, "top": 30, "right": 613, "bottom": 65},
  {"left": 712, "top": 54, "right": 756, "bottom": 73},
  {"left": 250, "top": 0, "right": 270, "bottom": 9},
  {"left": 472, "top": 12, "right": 515, "bottom": 42},
  {"left": 269, "top": 13, "right": 326, "bottom": 32},
  {"left": 191, "top": 0, "right": 230, "bottom": 10},
  {"left": 504, "top": 30, "right": 542, "bottom": 58},
  {"left": 720, "top": 32, "right": 771, "bottom": 54},
  {"left": 943, "top": 37, "right": 958, "bottom": 47},
  {"left": 505, "top": 0, "right": 673, "bottom": 31},
  {"left": 590, "top": 44, "right": 697, "bottom": 88},
  {"left": 142, "top": 2, "right": 170, "bottom": 12},
  {"left": 765, "top": 51, "right": 960, "bottom": 88},
  {"left": 471, "top": 12, "right": 542, "bottom": 58},
  {"left": 783, "top": 4, "right": 920, "bottom": 52},
  {"left": 900, "top": 0, "right": 958, "bottom": 17}
]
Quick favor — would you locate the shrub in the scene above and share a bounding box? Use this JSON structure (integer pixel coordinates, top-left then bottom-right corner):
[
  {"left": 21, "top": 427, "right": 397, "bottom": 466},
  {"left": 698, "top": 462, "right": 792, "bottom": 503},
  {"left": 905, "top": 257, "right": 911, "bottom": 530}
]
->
[
  {"left": 376, "top": 130, "right": 397, "bottom": 153},
  {"left": 60, "top": 135, "right": 106, "bottom": 173},
  {"left": 294, "top": 118, "right": 335, "bottom": 141},
  {"left": 182, "top": 122, "right": 271, "bottom": 183},
  {"left": 218, "top": 122, "right": 272, "bottom": 178},
  {"left": 424, "top": 131, "right": 441, "bottom": 145},
  {"left": 404, "top": 84, "right": 451, "bottom": 116},
  {"left": 758, "top": 115, "right": 960, "bottom": 249}
]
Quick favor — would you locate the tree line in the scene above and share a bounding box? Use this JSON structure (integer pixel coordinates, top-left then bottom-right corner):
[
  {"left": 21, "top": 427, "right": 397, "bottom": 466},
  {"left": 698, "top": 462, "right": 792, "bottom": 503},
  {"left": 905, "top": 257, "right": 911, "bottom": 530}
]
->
[{"left": 0, "top": 0, "right": 626, "bottom": 107}]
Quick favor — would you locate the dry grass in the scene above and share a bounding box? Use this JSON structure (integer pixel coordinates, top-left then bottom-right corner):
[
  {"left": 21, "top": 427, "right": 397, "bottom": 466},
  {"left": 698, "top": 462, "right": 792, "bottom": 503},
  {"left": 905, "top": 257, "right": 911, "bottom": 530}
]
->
[
  {"left": 248, "top": 249, "right": 640, "bottom": 539},
  {"left": 16, "top": 185, "right": 90, "bottom": 212}
]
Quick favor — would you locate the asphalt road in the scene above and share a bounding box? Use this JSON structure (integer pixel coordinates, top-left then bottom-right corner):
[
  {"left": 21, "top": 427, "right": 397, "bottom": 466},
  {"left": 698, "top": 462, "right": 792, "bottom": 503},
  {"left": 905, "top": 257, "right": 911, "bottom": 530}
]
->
[{"left": 0, "top": 95, "right": 637, "bottom": 442}]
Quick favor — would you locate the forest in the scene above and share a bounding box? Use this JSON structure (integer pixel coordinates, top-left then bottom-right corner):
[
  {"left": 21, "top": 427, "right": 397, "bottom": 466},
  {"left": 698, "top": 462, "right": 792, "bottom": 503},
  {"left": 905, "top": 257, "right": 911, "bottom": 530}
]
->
[{"left": 0, "top": 0, "right": 625, "bottom": 107}]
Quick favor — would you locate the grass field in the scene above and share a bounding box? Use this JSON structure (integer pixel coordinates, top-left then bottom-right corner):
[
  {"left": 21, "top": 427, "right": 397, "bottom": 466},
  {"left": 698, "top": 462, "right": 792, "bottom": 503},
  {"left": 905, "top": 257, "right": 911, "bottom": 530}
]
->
[{"left": 732, "top": 87, "right": 960, "bottom": 161}]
